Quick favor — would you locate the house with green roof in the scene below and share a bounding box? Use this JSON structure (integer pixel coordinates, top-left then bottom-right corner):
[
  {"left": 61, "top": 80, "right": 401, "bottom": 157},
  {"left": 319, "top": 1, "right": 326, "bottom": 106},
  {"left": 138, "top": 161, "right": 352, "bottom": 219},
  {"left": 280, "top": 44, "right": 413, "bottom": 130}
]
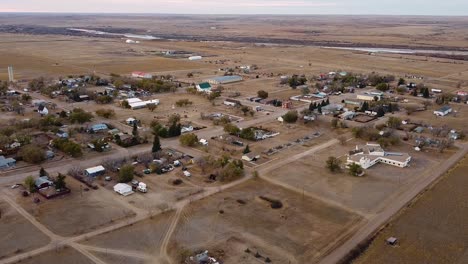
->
[{"left": 196, "top": 82, "right": 212, "bottom": 93}]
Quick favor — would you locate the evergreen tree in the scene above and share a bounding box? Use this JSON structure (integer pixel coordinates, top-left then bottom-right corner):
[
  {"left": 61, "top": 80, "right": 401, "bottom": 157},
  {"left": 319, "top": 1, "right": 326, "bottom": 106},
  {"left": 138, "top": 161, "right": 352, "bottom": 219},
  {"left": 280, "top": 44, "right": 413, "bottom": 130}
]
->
[
  {"left": 152, "top": 134, "right": 161, "bottom": 153},
  {"left": 318, "top": 105, "right": 322, "bottom": 114},
  {"left": 39, "top": 167, "right": 48, "bottom": 177},
  {"left": 423, "top": 87, "right": 430, "bottom": 98},
  {"left": 132, "top": 122, "right": 138, "bottom": 137},
  {"left": 243, "top": 145, "right": 251, "bottom": 154},
  {"left": 377, "top": 107, "right": 385, "bottom": 117}
]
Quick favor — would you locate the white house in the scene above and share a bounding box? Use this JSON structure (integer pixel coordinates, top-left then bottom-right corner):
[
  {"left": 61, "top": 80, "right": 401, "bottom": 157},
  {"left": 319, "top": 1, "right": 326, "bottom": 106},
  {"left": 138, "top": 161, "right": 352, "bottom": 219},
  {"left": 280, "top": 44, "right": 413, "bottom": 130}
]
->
[
  {"left": 113, "top": 183, "right": 134, "bottom": 196},
  {"left": 196, "top": 82, "right": 212, "bottom": 93},
  {"left": 433, "top": 106, "right": 452, "bottom": 117},
  {"left": 223, "top": 99, "right": 241, "bottom": 107},
  {"left": 242, "top": 153, "right": 260, "bottom": 162},
  {"left": 347, "top": 143, "right": 411, "bottom": 169}
]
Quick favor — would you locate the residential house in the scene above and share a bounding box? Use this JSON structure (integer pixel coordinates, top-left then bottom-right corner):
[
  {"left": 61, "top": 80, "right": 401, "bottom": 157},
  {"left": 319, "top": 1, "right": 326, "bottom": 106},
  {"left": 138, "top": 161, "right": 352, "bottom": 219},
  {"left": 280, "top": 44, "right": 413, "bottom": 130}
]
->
[
  {"left": 347, "top": 143, "right": 411, "bottom": 169},
  {"left": 433, "top": 105, "right": 452, "bottom": 117},
  {"left": 242, "top": 153, "right": 260, "bottom": 162},
  {"left": 35, "top": 176, "right": 53, "bottom": 189},
  {"left": 84, "top": 165, "right": 106, "bottom": 177},
  {"left": 0, "top": 156, "right": 16, "bottom": 169},
  {"left": 223, "top": 99, "right": 241, "bottom": 107},
  {"left": 196, "top": 82, "right": 212, "bottom": 93},
  {"left": 90, "top": 123, "right": 109, "bottom": 133}
]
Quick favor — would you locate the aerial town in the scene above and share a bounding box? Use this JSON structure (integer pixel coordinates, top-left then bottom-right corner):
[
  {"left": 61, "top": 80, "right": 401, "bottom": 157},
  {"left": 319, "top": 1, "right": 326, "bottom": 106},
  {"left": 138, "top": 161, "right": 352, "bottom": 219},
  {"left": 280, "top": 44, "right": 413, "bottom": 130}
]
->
[{"left": 0, "top": 5, "right": 467, "bottom": 264}]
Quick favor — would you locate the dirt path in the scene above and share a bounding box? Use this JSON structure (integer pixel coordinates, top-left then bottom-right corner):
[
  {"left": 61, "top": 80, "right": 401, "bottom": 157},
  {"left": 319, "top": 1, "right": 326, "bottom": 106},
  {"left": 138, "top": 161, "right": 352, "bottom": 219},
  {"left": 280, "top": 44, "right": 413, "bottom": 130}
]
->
[
  {"left": 79, "top": 244, "right": 154, "bottom": 260},
  {"left": 159, "top": 203, "right": 187, "bottom": 264},
  {"left": 318, "top": 143, "right": 468, "bottom": 264}
]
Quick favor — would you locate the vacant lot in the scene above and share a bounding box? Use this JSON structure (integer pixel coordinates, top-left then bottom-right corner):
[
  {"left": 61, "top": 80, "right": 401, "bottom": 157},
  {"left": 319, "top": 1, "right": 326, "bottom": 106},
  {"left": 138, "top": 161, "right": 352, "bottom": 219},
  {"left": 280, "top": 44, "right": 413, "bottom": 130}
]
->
[
  {"left": 354, "top": 155, "right": 468, "bottom": 264},
  {"left": 83, "top": 211, "right": 173, "bottom": 256},
  {"left": 13, "top": 178, "right": 136, "bottom": 236},
  {"left": 169, "top": 179, "right": 362, "bottom": 263},
  {"left": 14, "top": 246, "right": 94, "bottom": 264},
  {"left": 268, "top": 139, "right": 451, "bottom": 213},
  {"left": 0, "top": 198, "right": 50, "bottom": 260}
]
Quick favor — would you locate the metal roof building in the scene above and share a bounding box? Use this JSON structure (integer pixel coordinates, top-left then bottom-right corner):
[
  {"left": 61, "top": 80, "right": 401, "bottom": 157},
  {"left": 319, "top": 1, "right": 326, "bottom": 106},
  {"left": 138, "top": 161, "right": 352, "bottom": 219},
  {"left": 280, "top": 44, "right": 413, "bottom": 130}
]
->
[{"left": 204, "top": 75, "right": 243, "bottom": 85}]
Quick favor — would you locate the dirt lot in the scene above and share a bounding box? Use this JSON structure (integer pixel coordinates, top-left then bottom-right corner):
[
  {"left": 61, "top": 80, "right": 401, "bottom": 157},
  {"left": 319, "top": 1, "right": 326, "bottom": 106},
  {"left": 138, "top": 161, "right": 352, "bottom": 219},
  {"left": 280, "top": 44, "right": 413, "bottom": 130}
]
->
[
  {"left": 13, "top": 246, "right": 94, "bottom": 264},
  {"left": 268, "top": 138, "right": 454, "bottom": 214},
  {"left": 92, "top": 253, "right": 146, "bottom": 264},
  {"left": 10, "top": 177, "right": 136, "bottom": 237},
  {"left": 168, "top": 179, "right": 362, "bottom": 264},
  {"left": 82, "top": 211, "right": 173, "bottom": 256},
  {"left": 0, "top": 198, "right": 50, "bottom": 260},
  {"left": 354, "top": 155, "right": 468, "bottom": 264}
]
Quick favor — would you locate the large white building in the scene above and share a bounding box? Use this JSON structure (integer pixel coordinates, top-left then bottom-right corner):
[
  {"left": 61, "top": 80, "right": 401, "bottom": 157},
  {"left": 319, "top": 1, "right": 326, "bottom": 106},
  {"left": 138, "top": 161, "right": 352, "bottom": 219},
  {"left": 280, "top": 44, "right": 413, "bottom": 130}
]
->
[
  {"left": 347, "top": 143, "right": 411, "bottom": 169},
  {"left": 204, "top": 75, "right": 243, "bottom": 85},
  {"left": 124, "top": 98, "right": 160, "bottom": 110}
]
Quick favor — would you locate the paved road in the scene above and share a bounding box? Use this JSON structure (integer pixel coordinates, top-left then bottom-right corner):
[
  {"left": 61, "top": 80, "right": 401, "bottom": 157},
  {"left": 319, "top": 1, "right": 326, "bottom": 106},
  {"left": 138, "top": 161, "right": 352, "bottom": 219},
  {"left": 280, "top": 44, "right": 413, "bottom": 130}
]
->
[{"left": 318, "top": 143, "right": 468, "bottom": 264}]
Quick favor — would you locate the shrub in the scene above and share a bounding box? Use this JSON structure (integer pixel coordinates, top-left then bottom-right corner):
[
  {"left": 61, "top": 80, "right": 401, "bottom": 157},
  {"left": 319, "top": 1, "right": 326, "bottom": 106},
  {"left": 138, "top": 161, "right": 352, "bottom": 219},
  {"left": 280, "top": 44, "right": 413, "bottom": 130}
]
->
[
  {"left": 257, "top": 90, "right": 268, "bottom": 99},
  {"left": 19, "top": 145, "right": 46, "bottom": 164},
  {"left": 119, "top": 165, "right": 134, "bottom": 183},
  {"left": 326, "top": 156, "right": 342, "bottom": 172},
  {"left": 95, "top": 109, "right": 115, "bottom": 119},
  {"left": 179, "top": 133, "right": 199, "bottom": 147},
  {"left": 282, "top": 110, "right": 298, "bottom": 123}
]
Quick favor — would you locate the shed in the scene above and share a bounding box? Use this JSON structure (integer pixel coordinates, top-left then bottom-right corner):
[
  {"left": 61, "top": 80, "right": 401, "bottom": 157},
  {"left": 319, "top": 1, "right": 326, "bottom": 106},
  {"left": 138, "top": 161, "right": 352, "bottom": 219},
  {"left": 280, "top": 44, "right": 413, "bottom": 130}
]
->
[
  {"left": 84, "top": 165, "right": 106, "bottom": 177},
  {"left": 433, "top": 105, "right": 452, "bottom": 117},
  {"left": 113, "top": 183, "right": 134, "bottom": 196},
  {"left": 386, "top": 237, "right": 398, "bottom": 246}
]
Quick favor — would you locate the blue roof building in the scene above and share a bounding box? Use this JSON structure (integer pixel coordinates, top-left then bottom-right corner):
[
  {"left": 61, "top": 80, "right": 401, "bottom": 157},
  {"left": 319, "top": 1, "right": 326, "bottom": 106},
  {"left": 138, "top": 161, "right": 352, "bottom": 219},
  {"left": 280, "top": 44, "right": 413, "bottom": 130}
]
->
[
  {"left": 90, "top": 123, "right": 109, "bottom": 133},
  {"left": 0, "top": 156, "right": 16, "bottom": 169}
]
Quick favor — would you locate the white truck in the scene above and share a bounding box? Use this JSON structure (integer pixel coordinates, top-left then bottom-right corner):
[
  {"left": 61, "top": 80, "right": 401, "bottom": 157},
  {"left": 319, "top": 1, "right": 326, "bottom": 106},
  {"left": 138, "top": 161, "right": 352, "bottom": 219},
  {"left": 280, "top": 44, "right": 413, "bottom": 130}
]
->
[{"left": 137, "top": 182, "right": 147, "bottom": 193}]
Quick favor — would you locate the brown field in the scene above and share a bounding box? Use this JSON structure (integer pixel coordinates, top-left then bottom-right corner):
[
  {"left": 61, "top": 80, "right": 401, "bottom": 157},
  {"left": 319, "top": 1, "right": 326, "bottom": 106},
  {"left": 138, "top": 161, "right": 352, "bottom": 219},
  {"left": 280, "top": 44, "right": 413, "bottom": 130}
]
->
[
  {"left": 354, "top": 155, "right": 468, "bottom": 264},
  {"left": 168, "top": 179, "right": 362, "bottom": 264},
  {"left": 13, "top": 246, "right": 94, "bottom": 264},
  {"left": 10, "top": 177, "right": 136, "bottom": 237},
  {"left": 0, "top": 199, "right": 50, "bottom": 260},
  {"left": 83, "top": 212, "right": 174, "bottom": 256},
  {"left": 0, "top": 14, "right": 467, "bottom": 264},
  {"left": 92, "top": 253, "right": 146, "bottom": 264},
  {"left": 268, "top": 138, "right": 454, "bottom": 214}
]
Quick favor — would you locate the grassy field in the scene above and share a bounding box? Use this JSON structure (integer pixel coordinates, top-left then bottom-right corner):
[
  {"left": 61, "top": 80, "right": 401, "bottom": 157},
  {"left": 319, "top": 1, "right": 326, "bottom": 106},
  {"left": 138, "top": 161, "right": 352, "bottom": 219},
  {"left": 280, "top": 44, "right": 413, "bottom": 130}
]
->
[
  {"left": 354, "top": 155, "right": 468, "bottom": 264},
  {"left": 169, "top": 179, "right": 362, "bottom": 264}
]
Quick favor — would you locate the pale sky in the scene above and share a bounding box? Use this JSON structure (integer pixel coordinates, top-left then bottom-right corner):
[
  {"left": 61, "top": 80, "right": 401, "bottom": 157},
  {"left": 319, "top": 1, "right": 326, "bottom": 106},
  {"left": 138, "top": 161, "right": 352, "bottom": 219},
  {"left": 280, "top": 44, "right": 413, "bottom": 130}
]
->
[{"left": 0, "top": 0, "right": 467, "bottom": 15}]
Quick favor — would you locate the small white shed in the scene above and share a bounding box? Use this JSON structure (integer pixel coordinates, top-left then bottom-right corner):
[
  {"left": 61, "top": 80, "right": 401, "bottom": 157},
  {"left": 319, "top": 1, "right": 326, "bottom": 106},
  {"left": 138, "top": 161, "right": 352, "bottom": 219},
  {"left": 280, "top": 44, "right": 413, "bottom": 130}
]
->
[{"left": 113, "top": 183, "right": 134, "bottom": 196}]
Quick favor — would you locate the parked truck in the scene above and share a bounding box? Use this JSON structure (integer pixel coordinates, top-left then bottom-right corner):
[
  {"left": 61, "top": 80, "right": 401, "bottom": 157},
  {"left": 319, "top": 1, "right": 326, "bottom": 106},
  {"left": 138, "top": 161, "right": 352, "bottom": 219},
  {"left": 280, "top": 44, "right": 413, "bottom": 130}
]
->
[{"left": 137, "top": 182, "right": 147, "bottom": 193}]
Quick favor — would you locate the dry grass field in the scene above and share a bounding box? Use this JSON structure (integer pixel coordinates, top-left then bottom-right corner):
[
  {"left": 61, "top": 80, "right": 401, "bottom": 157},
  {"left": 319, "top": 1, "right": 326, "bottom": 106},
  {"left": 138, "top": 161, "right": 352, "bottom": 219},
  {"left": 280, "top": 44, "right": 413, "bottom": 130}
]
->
[
  {"left": 83, "top": 212, "right": 174, "bottom": 256},
  {"left": 168, "top": 179, "right": 362, "bottom": 264},
  {"left": 10, "top": 177, "right": 136, "bottom": 237},
  {"left": 0, "top": 199, "right": 50, "bottom": 260},
  {"left": 14, "top": 246, "right": 95, "bottom": 264},
  {"left": 269, "top": 138, "right": 455, "bottom": 213},
  {"left": 354, "top": 156, "right": 468, "bottom": 264}
]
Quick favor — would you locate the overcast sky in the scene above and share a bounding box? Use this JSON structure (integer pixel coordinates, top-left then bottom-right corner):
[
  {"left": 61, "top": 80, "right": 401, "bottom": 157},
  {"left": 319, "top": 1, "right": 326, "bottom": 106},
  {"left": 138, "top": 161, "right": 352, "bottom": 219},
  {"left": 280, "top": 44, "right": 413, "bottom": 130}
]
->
[{"left": 0, "top": 0, "right": 467, "bottom": 15}]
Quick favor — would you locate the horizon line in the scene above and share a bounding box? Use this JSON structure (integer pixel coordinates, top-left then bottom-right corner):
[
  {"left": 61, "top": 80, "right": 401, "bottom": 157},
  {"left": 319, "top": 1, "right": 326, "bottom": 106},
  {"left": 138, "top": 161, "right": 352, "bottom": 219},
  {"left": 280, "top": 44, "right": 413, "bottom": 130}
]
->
[{"left": 0, "top": 11, "right": 466, "bottom": 17}]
